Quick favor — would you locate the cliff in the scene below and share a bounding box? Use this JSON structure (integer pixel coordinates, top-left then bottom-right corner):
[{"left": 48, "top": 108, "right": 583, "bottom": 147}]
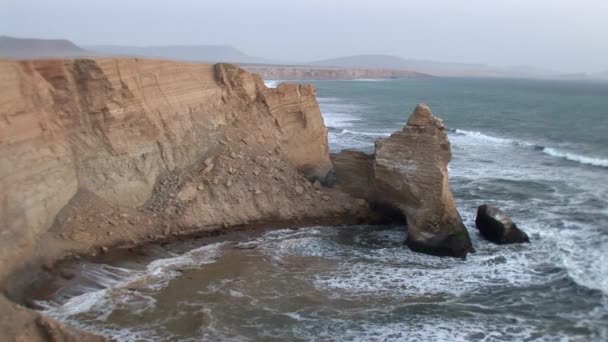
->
[
  {"left": 242, "top": 65, "right": 430, "bottom": 80},
  {"left": 0, "top": 58, "right": 369, "bottom": 340}
]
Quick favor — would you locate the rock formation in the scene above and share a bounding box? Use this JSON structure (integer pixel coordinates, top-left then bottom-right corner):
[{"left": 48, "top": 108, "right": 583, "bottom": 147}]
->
[
  {"left": 332, "top": 104, "right": 474, "bottom": 257},
  {"left": 0, "top": 58, "right": 368, "bottom": 340},
  {"left": 475, "top": 204, "right": 530, "bottom": 244}
]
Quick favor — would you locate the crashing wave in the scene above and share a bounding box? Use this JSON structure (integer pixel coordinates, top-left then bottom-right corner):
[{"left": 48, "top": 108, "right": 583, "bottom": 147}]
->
[
  {"left": 542, "top": 147, "right": 608, "bottom": 168},
  {"left": 450, "top": 129, "right": 608, "bottom": 168}
]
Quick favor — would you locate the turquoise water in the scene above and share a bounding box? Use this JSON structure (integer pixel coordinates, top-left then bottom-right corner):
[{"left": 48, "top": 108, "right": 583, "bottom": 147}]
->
[{"left": 35, "top": 78, "right": 608, "bottom": 341}]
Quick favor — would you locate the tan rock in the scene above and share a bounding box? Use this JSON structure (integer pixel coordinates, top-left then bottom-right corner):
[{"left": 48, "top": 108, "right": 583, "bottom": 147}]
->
[
  {"left": 313, "top": 180, "right": 323, "bottom": 190},
  {"left": 332, "top": 104, "right": 473, "bottom": 257},
  {"left": 374, "top": 104, "right": 472, "bottom": 257},
  {"left": 177, "top": 183, "right": 198, "bottom": 202},
  {"left": 203, "top": 157, "right": 214, "bottom": 167}
]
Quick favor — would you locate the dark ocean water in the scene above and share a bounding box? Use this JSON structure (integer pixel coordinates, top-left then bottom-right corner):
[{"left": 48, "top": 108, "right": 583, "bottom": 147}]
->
[{"left": 35, "top": 78, "right": 608, "bottom": 341}]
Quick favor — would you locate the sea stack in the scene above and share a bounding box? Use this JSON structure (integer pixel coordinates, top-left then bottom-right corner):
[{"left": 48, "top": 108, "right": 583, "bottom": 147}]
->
[
  {"left": 475, "top": 204, "right": 530, "bottom": 244},
  {"left": 332, "top": 104, "right": 474, "bottom": 257},
  {"left": 374, "top": 104, "right": 473, "bottom": 257}
]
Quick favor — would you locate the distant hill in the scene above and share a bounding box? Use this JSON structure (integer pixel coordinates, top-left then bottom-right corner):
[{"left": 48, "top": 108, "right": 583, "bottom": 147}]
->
[
  {"left": 1, "top": 36, "right": 573, "bottom": 79},
  {"left": 0, "top": 35, "right": 91, "bottom": 59},
  {"left": 309, "top": 54, "right": 555, "bottom": 78},
  {"left": 558, "top": 70, "right": 608, "bottom": 81},
  {"left": 86, "top": 44, "right": 273, "bottom": 64},
  {"left": 591, "top": 70, "right": 608, "bottom": 80}
]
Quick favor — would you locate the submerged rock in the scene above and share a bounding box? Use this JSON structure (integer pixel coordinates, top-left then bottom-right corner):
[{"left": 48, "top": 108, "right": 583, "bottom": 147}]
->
[
  {"left": 331, "top": 104, "right": 474, "bottom": 257},
  {"left": 475, "top": 204, "right": 530, "bottom": 244}
]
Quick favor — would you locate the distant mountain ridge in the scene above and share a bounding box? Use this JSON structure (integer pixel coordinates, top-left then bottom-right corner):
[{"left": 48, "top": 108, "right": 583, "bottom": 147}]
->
[
  {"left": 309, "top": 54, "right": 556, "bottom": 78},
  {"left": 0, "top": 35, "right": 91, "bottom": 59},
  {"left": 85, "top": 44, "right": 273, "bottom": 64},
  {"left": 1, "top": 36, "right": 603, "bottom": 80}
]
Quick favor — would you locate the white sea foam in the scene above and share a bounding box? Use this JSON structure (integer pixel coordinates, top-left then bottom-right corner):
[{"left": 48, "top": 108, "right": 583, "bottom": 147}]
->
[
  {"left": 323, "top": 112, "right": 361, "bottom": 128},
  {"left": 453, "top": 129, "right": 608, "bottom": 168},
  {"left": 453, "top": 129, "right": 516, "bottom": 145},
  {"left": 41, "top": 242, "right": 226, "bottom": 319},
  {"left": 542, "top": 147, "right": 608, "bottom": 168},
  {"left": 263, "top": 80, "right": 281, "bottom": 88},
  {"left": 337, "top": 129, "right": 392, "bottom": 137}
]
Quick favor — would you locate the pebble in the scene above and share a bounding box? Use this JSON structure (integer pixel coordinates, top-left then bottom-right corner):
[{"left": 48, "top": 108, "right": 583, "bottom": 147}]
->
[
  {"left": 197, "top": 185, "right": 205, "bottom": 191},
  {"left": 203, "top": 157, "right": 214, "bottom": 166},
  {"left": 295, "top": 185, "right": 304, "bottom": 195}
]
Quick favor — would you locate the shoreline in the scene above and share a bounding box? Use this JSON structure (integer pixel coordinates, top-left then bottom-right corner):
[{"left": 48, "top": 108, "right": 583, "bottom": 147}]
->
[{"left": 16, "top": 213, "right": 372, "bottom": 308}]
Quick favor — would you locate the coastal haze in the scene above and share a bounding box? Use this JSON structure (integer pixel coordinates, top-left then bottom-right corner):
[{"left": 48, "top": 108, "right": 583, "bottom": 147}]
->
[{"left": 1, "top": 0, "right": 607, "bottom": 79}]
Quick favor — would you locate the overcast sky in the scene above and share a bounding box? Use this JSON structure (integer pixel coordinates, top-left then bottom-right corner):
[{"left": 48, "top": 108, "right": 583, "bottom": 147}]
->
[{"left": 1, "top": 0, "right": 607, "bottom": 73}]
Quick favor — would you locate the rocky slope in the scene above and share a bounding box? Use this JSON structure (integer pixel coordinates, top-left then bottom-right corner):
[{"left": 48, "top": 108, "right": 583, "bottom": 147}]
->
[{"left": 332, "top": 104, "right": 474, "bottom": 257}]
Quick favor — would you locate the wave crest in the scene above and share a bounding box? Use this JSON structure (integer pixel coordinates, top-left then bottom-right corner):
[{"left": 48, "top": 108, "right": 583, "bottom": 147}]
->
[
  {"left": 451, "top": 129, "right": 608, "bottom": 168},
  {"left": 542, "top": 147, "right": 608, "bottom": 168}
]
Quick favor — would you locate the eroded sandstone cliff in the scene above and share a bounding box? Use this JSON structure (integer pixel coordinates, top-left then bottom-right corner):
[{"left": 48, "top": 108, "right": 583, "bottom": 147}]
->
[{"left": 0, "top": 58, "right": 368, "bottom": 340}]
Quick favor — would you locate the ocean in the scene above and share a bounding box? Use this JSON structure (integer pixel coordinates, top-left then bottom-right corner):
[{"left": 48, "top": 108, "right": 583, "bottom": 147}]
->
[{"left": 34, "top": 78, "right": 608, "bottom": 341}]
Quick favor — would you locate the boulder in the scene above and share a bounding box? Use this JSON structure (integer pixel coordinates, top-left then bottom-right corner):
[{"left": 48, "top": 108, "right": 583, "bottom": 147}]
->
[{"left": 475, "top": 205, "right": 530, "bottom": 244}]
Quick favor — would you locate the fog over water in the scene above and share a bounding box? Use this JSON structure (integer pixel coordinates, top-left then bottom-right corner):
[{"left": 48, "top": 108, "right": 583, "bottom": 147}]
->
[{"left": 1, "top": 0, "right": 607, "bottom": 73}]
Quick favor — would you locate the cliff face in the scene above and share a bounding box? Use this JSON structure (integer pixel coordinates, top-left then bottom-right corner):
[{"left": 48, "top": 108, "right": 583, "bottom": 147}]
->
[
  {"left": 332, "top": 105, "right": 473, "bottom": 257},
  {"left": 0, "top": 58, "right": 346, "bottom": 283},
  {"left": 242, "top": 65, "right": 429, "bottom": 80}
]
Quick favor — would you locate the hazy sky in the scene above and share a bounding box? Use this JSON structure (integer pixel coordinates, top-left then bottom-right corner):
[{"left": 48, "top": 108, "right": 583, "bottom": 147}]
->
[{"left": 1, "top": 0, "right": 607, "bottom": 73}]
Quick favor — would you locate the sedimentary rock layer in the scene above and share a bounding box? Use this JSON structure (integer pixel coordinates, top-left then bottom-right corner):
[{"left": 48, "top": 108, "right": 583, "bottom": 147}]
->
[{"left": 0, "top": 58, "right": 339, "bottom": 280}]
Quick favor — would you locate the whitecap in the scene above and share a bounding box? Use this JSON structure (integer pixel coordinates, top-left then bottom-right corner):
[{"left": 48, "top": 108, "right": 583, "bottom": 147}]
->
[
  {"left": 452, "top": 129, "right": 516, "bottom": 144},
  {"left": 263, "top": 80, "right": 281, "bottom": 88},
  {"left": 338, "top": 129, "right": 392, "bottom": 137},
  {"left": 322, "top": 112, "right": 361, "bottom": 128},
  {"left": 542, "top": 147, "right": 608, "bottom": 168},
  {"left": 451, "top": 129, "right": 608, "bottom": 169}
]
